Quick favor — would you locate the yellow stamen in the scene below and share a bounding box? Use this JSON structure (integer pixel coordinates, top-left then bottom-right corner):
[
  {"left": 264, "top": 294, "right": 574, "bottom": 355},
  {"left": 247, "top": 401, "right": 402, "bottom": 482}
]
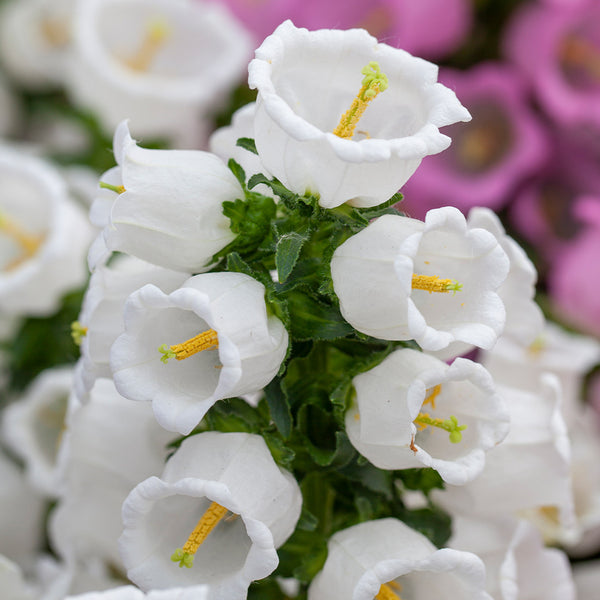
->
[
  {"left": 40, "top": 18, "right": 70, "bottom": 47},
  {"left": 123, "top": 18, "right": 171, "bottom": 72},
  {"left": 171, "top": 501, "right": 229, "bottom": 568},
  {"left": 333, "top": 61, "right": 388, "bottom": 139},
  {"left": 0, "top": 213, "right": 43, "bottom": 271},
  {"left": 528, "top": 336, "right": 546, "bottom": 357},
  {"left": 71, "top": 321, "right": 88, "bottom": 346},
  {"left": 376, "top": 582, "right": 402, "bottom": 600},
  {"left": 423, "top": 384, "right": 442, "bottom": 410},
  {"left": 159, "top": 329, "right": 219, "bottom": 363},
  {"left": 411, "top": 274, "right": 462, "bottom": 294}
]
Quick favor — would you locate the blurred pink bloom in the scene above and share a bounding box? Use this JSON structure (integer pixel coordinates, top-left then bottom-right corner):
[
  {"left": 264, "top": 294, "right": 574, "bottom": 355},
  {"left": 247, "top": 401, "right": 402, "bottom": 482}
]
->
[
  {"left": 401, "top": 63, "right": 548, "bottom": 220},
  {"left": 549, "top": 204, "right": 600, "bottom": 337},
  {"left": 215, "top": 0, "right": 472, "bottom": 58},
  {"left": 505, "top": 0, "right": 600, "bottom": 133}
]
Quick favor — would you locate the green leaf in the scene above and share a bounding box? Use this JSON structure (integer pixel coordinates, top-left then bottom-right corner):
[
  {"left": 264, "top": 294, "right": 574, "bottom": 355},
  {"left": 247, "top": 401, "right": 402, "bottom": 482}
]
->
[
  {"left": 286, "top": 291, "right": 353, "bottom": 341},
  {"left": 262, "top": 430, "right": 296, "bottom": 469},
  {"left": 227, "top": 158, "right": 246, "bottom": 188},
  {"left": 263, "top": 378, "right": 292, "bottom": 439},
  {"left": 275, "top": 231, "right": 310, "bottom": 283},
  {"left": 235, "top": 137, "right": 258, "bottom": 155},
  {"left": 401, "top": 506, "right": 452, "bottom": 548},
  {"left": 397, "top": 468, "right": 445, "bottom": 496}
]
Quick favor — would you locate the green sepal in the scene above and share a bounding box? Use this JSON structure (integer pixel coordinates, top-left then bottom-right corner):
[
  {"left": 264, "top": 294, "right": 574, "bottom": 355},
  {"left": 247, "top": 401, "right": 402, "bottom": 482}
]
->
[
  {"left": 227, "top": 158, "right": 246, "bottom": 188},
  {"left": 235, "top": 137, "right": 258, "bottom": 155},
  {"left": 275, "top": 230, "right": 310, "bottom": 283},
  {"left": 353, "top": 191, "right": 404, "bottom": 220}
]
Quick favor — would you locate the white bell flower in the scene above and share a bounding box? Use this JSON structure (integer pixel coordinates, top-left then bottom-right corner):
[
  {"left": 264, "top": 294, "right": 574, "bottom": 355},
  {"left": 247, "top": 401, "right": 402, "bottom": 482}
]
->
[
  {"left": 0, "top": 0, "right": 73, "bottom": 89},
  {"left": 248, "top": 20, "right": 471, "bottom": 209},
  {"left": 66, "top": 587, "right": 210, "bottom": 600},
  {"left": 74, "top": 254, "right": 189, "bottom": 398},
  {"left": 49, "top": 378, "right": 174, "bottom": 572},
  {"left": 308, "top": 518, "right": 492, "bottom": 600},
  {"left": 345, "top": 348, "right": 509, "bottom": 485},
  {"left": 89, "top": 121, "right": 239, "bottom": 273},
  {"left": 433, "top": 374, "right": 577, "bottom": 543},
  {"left": 2, "top": 366, "right": 75, "bottom": 497},
  {"left": 110, "top": 272, "right": 288, "bottom": 435},
  {"left": 449, "top": 515, "right": 576, "bottom": 600},
  {"left": 331, "top": 207, "right": 510, "bottom": 351},
  {"left": 0, "top": 554, "right": 36, "bottom": 600},
  {"left": 66, "top": 0, "right": 252, "bottom": 146},
  {"left": 0, "top": 146, "right": 93, "bottom": 316},
  {"left": 481, "top": 321, "right": 600, "bottom": 428},
  {"left": 467, "top": 207, "right": 544, "bottom": 347},
  {"left": 0, "top": 450, "right": 45, "bottom": 571},
  {"left": 119, "top": 432, "right": 302, "bottom": 597}
]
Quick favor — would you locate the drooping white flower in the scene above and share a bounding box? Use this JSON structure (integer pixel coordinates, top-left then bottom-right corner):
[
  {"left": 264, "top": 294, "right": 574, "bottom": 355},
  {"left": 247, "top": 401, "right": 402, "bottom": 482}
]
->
[
  {"left": 433, "top": 374, "right": 577, "bottom": 543},
  {"left": 449, "top": 515, "right": 576, "bottom": 600},
  {"left": 74, "top": 254, "right": 189, "bottom": 398},
  {"left": 481, "top": 321, "right": 600, "bottom": 428},
  {"left": 119, "top": 432, "right": 302, "bottom": 598},
  {"left": 110, "top": 272, "right": 288, "bottom": 435},
  {"left": 308, "top": 518, "right": 492, "bottom": 600},
  {"left": 88, "top": 121, "right": 240, "bottom": 273},
  {"left": 2, "top": 366, "right": 75, "bottom": 497},
  {"left": 0, "top": 0, "right": 73, "bottom": 89},
  {"left": 0, "top": 145, "right": 93, "bottom": 316},
  {"left": 248, "top": 20, "right": 471, "bottom": 209},
  {"left": 330, "top": 207, "right": 510, "bottom": 351},
  {"left": 66, "top": 0, "right": 252, "bottom": 146},
  {"left": 49, "top": 378, "right": 174, "bottom": 573},
  {"left": 345, "top": 348, "right": 509, "bottom": 485}
]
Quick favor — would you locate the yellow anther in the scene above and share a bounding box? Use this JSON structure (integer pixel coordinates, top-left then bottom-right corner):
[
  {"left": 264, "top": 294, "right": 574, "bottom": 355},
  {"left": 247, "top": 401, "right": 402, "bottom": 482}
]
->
[
  {"left": 333, "top": 61, "right": 388, "bottom": 139},
  {"left": 171, "top": 501, "right": 229, "bottom": 568},
  {"left": 0, "top": 213, "right": 43, "bottom": 271},
  {"left": 528, "top": 336, "right": 546, "bottom": 357},
  {"left": 40, "top": 18, "right": 70, "bottom": 47},
  {"left": 411, "top": 274, "right": 462, "bottom": 294},
  {"left": 123, "top": 18, "right": 171, "bottom": 72},
  {"left": 375, "top": 582, "right": 402, "bottom": 600},
  {"left": 71, "top": 321, "right": 88, "bottom": 346},
  {"left": 423, "top": 384, "right": 442, "bottom": 410},
  {"left": 159, "top": 329, "right": 219, "bottom": 363}
]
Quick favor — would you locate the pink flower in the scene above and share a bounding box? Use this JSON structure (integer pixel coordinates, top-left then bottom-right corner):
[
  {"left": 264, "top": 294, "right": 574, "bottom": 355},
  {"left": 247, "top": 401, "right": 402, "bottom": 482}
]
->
[{"left": 401, "top": 63, "right": 548, "bottom": 220}]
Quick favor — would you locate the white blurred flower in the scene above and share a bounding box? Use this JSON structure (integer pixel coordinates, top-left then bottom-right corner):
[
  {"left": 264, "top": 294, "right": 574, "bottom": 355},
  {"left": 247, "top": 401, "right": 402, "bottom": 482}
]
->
[
  {"left": 308, "top": 518, "right": 491, "bottom": 600},
  {"left": 0, "top": 554, "right": 36, "bottom": 600},
  {"left": 2, "top": 366, "right": 75, "bottom": 497},
  {"left": 433, "top": 374, "right": 577, "bottom": 544},
  {"left": 0, "top": 0, "right": 73, "bottom": 89},
  {"left": 0, "top": 145, "right": 93, "bottom": 316},
  {"left": 111, "top": 272, "right": 288, "bottom": 435},
  {"left": 345, "top": 348, "right": 509, "bottom": 485},
  {"left": 331, "top": 207, "right": 509, "bottom": 351},
  {"left": 119, "top": 432, "right": 302, "bottom": 597},
  {"left": 572, "top": 560, "right": 600, "bottom": 600},
  {"left": 75, "top": 254, "right": 189, "bottom": 398},
  {"left": 450, "top": 516, "right": 575, "bottom": 600},
  {"left": 49, "top": 378, "right": 174, "bottom": 573},
  {"left": 481, "top": 321, "right": 600, "bottom": 427},
  {"left": 248, "top": 20, "right": 471, "bottom": 209},
  {"left": 66, "top": 0, "right": 252, "bottom": 146},
  {"left": 65, "top": 585, "right": 210, "bottom": 599},
  {"left": 88, "top": 121, "right": 239, "bottom": 273}
]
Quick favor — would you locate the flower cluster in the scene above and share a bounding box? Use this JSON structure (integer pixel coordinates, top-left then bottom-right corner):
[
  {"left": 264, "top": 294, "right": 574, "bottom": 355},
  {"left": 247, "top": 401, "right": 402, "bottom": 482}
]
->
[{"left": 1, "top": 10, "right": 599, "bottom": 600}]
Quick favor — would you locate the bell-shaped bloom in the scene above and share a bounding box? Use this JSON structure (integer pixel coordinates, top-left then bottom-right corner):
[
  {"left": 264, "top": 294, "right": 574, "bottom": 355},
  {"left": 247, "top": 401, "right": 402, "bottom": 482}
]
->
[
  {"left": 401, "top": 64, "right": 549, "bottom": 219},
  {"left": 66, "top": 0, "right": 252, "bottom": 147},
  {"left": 481, "top": 321, "right": 600, "bottom": 428},
  {"left": 433, "top": 374, "right": 577, "bottom": 542},
  {"left": 0, "top": 450, "right": 45, "bottom": 570},
  {"left": 345, "top": 348, "right": 509, "bottom": 485},
  {"left": 110, "top": 272, "right": 288, "bottom": 435},
  {"left": 89, "top": 121, "right": 239, "bottom": 273},
  {"left": 49, "top": 378, "right": 175, "bottom": 573},
  {"left": 504, "top": 0, "right": 600, "bottom": 134},
  {"left": 330, "top": 207, "right": 509, "bottom": 351},
  {"left": 308, "top": 518, "right": 492, "bottom": 600},
  {"left": 0, "top": 0, "right": 73, "bottom": 89},
  {"left": 75, "top": 254, "right": 189, "bottom": 398},
  {"left": 119, "top": 432, "right": 302, "bottom": 597},
  {"left": 450, "top": 515, "right": 576, "bottom": 600},
  {"left": 248, "top": 20, "right": 471, "bottom": 209},
  {"left": 0, "top": 145, "right": 93, "bottom": 316},
  {"left": 2, "top": 366, "right": 75, "bottom": 497},
  {"left": 467, "top": 207, "right": 544, "bottom": 347}
]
